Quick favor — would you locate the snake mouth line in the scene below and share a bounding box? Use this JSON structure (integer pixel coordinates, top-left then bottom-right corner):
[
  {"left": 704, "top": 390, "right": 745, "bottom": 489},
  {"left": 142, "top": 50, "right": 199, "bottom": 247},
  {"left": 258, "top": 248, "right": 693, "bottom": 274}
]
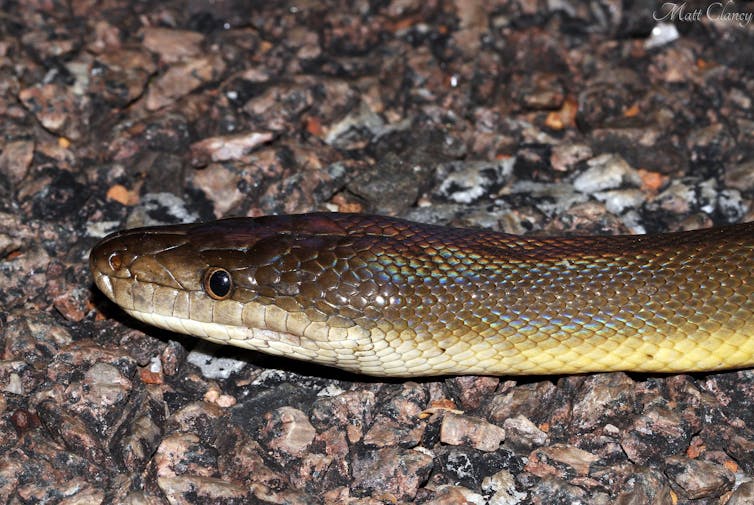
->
[{"left": 122, "top": 308, "right": 309, "bottom": 357}]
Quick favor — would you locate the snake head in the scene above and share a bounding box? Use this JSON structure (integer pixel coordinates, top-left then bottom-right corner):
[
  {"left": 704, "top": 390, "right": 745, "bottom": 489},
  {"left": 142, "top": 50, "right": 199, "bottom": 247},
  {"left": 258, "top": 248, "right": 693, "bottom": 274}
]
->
[
  {"left": 91, "top": 223, "right": 196, "bottom": 302},
  {"left": 89, "top": 216, "right": 386, "bottom": 374}
]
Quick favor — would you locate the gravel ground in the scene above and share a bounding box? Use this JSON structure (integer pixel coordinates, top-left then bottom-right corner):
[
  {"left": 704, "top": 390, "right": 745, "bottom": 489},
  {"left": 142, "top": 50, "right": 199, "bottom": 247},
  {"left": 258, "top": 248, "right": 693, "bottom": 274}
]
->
[{"left": 2, "top": 1, "right": 754, "bottom": 504}]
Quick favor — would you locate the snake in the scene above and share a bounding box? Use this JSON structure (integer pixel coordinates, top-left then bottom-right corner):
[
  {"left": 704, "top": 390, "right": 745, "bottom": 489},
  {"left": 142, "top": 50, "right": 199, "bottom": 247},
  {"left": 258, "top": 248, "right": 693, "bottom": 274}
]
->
[{"left": 89, "top": 213, "right": 754, "bottom": 377}]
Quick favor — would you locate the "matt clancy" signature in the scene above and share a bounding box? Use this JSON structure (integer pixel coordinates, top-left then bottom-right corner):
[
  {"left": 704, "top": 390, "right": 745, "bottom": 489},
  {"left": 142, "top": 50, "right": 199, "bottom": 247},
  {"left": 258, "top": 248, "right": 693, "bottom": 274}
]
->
[{"left": 654, "top": 1, "right": 753, "bottom": 27}]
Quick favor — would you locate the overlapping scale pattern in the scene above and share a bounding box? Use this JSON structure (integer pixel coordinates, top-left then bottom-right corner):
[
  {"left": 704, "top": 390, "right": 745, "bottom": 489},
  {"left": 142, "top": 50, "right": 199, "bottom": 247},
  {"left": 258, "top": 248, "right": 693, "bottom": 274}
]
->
[{"left": 90, "top": 214, "right": 754, "bottom": 377}]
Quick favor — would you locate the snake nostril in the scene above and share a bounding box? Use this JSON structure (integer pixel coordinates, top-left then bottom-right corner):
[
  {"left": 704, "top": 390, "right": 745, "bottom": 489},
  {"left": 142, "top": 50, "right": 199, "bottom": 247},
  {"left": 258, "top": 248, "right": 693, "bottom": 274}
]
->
[{"left": 108, "top": 252, "right": 124, "bottom": 271}]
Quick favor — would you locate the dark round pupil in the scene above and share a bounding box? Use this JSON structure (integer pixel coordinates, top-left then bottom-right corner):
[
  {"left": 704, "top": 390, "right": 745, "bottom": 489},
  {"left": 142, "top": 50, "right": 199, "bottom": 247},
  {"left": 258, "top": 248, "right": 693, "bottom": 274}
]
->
[{"left": 209, "top": 270, "right": 231, "bottom": 297}]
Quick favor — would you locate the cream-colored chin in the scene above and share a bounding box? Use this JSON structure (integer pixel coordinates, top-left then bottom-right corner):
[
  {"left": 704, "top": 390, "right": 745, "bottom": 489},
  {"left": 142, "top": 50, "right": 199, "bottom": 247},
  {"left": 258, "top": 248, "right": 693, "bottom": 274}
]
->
[{"left": 123, "top": 308, "right": 320, "bottom": 361}]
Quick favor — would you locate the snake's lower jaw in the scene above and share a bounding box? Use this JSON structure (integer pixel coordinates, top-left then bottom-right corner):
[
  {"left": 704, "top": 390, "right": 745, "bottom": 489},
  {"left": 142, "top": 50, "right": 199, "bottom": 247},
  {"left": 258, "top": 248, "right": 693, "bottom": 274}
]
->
[
  {"left": 121, "top": 305, "right": 395, "bottom": 376},
  {"left": 123, "top": 308, "right": 302, "bottom": 355}
]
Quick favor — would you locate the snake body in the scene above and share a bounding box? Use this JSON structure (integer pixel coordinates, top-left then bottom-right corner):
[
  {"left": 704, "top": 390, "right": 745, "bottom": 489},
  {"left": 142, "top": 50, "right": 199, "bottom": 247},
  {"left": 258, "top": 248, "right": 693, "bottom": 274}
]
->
[{"left": 90, "top": 213, "right": 754, "bottom": 377}]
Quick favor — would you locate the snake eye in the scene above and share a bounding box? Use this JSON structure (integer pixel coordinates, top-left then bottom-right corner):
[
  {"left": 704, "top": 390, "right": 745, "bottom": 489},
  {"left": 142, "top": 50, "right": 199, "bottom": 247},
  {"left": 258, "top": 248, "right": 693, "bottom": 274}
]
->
[{"left": 204, "top": 267, "right": 232, "bottom": 300}]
